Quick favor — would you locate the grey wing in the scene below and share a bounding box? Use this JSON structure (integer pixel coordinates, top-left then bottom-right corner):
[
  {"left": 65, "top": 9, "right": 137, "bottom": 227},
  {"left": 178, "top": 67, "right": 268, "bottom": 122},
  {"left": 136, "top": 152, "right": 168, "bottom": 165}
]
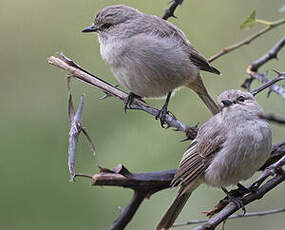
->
[
  {"left": 171, "top": 117, "right": 225, "bottom": 195},
  {"left": 143, "top": 14, "right": 220, "bottom": 75},
  {"left": 171, "top": 141, "right": 206, "bottom": 191}
]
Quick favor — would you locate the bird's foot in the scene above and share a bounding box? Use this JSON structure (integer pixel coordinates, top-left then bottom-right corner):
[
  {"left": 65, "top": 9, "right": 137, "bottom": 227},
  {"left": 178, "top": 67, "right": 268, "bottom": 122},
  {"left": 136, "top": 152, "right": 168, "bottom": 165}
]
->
[
  {"left": 237, "top": 182, "right": 257, "bottom": 193},
  {"left": 222, "top": 187, "right": 246, "bottom": 215},
  {"left": 124, "top": 92, "right": 142, "bottom": 112},
  {"left": 155, "top": 104, "right": 170, "bottom": 128}
]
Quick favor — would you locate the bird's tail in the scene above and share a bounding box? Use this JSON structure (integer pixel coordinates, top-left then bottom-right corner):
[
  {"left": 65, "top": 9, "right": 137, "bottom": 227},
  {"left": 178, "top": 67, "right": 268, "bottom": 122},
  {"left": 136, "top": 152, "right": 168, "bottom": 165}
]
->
[
  {"left": 156, "top": 192, "right": 191, "bottom": 230},
  {"left": 187, "top": 75, "right": 219, "bottom": 115}
]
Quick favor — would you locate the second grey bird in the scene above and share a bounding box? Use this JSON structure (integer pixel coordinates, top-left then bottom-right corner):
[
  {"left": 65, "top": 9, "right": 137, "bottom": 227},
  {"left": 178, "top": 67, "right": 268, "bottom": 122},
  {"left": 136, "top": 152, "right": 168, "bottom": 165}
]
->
[
  {"left": 156, "top": 89, "right": 272, "bottom": 230},
  {"left": 82, "top": 5, "right": 221, "bottom": 126}
]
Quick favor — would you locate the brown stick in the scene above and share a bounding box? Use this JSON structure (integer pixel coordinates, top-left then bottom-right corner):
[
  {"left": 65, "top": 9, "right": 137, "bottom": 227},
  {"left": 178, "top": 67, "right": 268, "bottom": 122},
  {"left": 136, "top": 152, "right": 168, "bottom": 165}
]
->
[
  {"left": 48, "top": 56, "right": 198, "bottom": 139},
  {"left": 208, "top": 19, "right": 285, "bottom": 63}
]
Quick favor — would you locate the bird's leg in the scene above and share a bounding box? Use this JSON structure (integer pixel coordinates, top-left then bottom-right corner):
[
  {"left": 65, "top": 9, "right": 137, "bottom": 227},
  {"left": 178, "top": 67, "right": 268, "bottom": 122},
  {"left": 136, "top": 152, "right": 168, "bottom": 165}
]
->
[
  {"left": 237, "top": 182, "right": 258, "bottom": 193},
  {"left": 124, "top": 92, "right": 142, "bottom": 112},
  {"left": 221, "top": 187, "right": 246, "bottom": 215},
  {"left": 155, "top": 91, "right": 172, "bottom": 128}
]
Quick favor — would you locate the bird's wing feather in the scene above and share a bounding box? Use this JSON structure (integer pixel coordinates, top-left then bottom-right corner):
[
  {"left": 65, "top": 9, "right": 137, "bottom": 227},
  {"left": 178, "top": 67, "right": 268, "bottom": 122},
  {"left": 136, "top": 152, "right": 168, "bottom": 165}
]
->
[
  {"left": 172, "top": 116, "right": 225, "bottom": 195},
  {"left": 142, "top": 14, "right": 220, "bottom": 75}
]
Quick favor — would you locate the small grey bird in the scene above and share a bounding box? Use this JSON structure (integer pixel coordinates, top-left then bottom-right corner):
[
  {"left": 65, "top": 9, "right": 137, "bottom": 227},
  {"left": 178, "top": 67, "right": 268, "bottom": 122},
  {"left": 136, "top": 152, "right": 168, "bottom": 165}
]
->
[
  {"left": 82, "top": 5, "right": 221, "bottom": 126},
  {"left": 156, "top": 89, "right": 272, "bottom": 230}
]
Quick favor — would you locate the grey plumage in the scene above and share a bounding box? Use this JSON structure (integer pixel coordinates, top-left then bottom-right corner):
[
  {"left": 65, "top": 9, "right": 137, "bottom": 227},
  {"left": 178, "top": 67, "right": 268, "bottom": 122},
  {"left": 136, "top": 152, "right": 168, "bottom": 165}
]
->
[
  {"left": 156, "top": 89, "right": 272, "bottom": 230},
  {"left": 82, "top": 5, "right": 220, "bottom": 115}
]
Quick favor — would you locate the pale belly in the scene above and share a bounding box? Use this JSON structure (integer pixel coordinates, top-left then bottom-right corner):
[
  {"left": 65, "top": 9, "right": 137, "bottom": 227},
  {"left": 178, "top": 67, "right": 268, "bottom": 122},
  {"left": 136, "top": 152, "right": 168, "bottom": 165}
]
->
[
  {"left": 204, "top": 123, "right": 271, "bottom": 187},
  {"left": 100, "top": 35, "right": 200, "bottom": 98}
]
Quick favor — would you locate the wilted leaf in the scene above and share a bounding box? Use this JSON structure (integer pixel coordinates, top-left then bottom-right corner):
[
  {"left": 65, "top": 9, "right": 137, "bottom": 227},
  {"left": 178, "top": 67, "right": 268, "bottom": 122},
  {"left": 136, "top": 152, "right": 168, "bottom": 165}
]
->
[
  {"left": 280, "top": 5, "right": 285, "bottom": 12},
  {"left": 240, "top": 10, "right": 256, "bottom": 29}
]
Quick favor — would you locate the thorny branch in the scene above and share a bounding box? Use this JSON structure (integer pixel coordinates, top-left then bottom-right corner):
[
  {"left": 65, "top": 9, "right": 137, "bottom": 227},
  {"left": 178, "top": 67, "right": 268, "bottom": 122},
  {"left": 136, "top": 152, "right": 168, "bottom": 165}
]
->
[
  {"left": 260, "top": 113, "right": 285, "bottom": 124},
  {"left": 208, "top": 19, "right": 285, "bottom": 63},
  {"left": 48, "top": 56, "right": 197, "bottom": 140},
  {"left": 74, "top": 142, "right": 285, "bottom": 230},
  {"left": 173, "top": 208, "right": 285, "bottom": 227},
  {"left": 243, "top": 36, "right": 285, "bottom": 98},
  {"left": 48, "top": 2, "right": 285, "bottom": 229},
  {"left": 162, "top": 0, "right": 184, "bottom": 20},
  {"left": 67, "top": 94, "right": 95, "bottom": 182}
]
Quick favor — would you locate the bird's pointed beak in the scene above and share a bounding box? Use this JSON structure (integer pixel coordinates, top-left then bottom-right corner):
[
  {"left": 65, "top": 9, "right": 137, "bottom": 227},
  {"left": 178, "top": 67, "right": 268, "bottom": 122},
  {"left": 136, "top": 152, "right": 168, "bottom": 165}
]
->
[
  {"left": 221, "top": 100, "right": 233, "bottom": 107},
  {"left": 82, "top": 24, "right": 98, "bottom": 33}
]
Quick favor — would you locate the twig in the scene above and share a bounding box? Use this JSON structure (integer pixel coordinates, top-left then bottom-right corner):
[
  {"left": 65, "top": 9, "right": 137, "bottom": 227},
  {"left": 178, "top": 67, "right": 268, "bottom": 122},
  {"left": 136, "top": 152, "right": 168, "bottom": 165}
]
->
[
  {"left": 250, "top": 36, "right": 285, "bottom": 71},
  {"left": 67, "top": 92, "right": 96, "bottom": 182},
  {"left": 243, "top": 36, "right": 285, "bottom": 97},
  {"left": 109, "top": 191, "right": 146, "bottom": 230},
  {"left": 260, "top": 114, "right": 285, "bottom": 124},
  {"left": 208, "top": 19, "right": 285, "bottom": 63},
  {"left": 245, "top": 72, "right": 285, "bottom": 98},
  {"left": 193, "top": 170, "right": 285, "bottom": 230},
  {"left": 173, "top": 208, "right": 285, "bottom": 227},
  {"left": 68, "top": 95, "right": 85, "bottom": 182},
  {"left": 74, "top": 173, "right": 93, "bottom": 179},
  {"left": 91, "top": 164, "right": 175, "bottom": 230},
  {"left": 74, "top": 142, "right": 284, "bottom": 230},
  {"left": 162, "top": 0, "right": 184, "bottom": 20},
  {"left": 48, "top": 56, "right": 198, "bottom": 140},
  {"left": 250, "top": 72, "right": 285, "bottom": 96}
]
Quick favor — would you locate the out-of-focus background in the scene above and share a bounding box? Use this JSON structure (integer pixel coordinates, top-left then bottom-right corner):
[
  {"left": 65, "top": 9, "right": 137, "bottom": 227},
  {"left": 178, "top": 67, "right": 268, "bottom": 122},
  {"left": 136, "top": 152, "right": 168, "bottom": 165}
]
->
[{"left": 1, "top": 0, "right": 284, "bottom": 229}]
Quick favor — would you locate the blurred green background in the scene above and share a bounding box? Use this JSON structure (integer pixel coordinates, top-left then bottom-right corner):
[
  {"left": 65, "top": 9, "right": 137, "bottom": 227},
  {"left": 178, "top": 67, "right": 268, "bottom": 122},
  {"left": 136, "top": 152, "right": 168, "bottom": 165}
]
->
[{"left": 1, "top": 0, "right": 284, "bottom": 229}]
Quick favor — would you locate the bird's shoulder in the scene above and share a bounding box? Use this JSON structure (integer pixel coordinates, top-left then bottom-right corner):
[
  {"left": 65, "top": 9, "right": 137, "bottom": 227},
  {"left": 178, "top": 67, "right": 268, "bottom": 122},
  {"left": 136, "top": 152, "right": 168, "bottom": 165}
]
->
[{"left": 140, "top": 14, "right": 220, "bottom": 74}]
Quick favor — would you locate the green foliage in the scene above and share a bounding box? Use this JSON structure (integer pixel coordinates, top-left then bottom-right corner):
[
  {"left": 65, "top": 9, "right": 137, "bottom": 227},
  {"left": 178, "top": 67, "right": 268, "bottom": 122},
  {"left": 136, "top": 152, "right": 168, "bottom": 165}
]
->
[{"left": 240, "top": 10, "right": 256, "bottom": 29}]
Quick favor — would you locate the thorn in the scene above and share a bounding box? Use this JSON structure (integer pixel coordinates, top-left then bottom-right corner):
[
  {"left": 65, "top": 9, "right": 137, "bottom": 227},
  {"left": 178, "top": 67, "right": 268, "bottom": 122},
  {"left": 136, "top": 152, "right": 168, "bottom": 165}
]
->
[
  {"left": 267, "top": 89, "right": 273, "bottom": 98},
  {"left": 194, "top": 122, "right": 199, "bottom": 129},
  {"left": 180, "top": 136, "right": 191, "bottom": 142},
  {"left": 99, "top": 91, "right": 113, "bottom": 100},
  {"left": 99, "top": 85, "right": 119, "bottom": 100},
  {"left": 272, "top": 69, "right": 281, "bottom": 75}
]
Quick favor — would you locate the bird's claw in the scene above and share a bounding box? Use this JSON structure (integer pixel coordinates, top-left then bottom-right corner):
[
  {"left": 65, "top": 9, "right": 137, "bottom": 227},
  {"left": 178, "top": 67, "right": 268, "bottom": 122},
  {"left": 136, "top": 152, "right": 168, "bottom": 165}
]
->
[
  {"left": 155, "top": 105, "right": 170, "bottom": 128},
  {"left": 222, "top": 187, "right": 246, "bottom": 215},
  {"left": 124, "top": 92, "right": 138, "bottom": 112}
]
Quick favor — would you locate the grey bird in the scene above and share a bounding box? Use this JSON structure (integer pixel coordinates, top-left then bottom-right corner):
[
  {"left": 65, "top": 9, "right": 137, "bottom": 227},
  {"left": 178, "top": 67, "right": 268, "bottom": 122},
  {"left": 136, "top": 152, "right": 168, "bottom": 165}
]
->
[
  {"left": 156, "top": 89, "right": 272, "bottom": 230},
  {"left": 82, "top": 5, "right": 221, "bottom": 126}
]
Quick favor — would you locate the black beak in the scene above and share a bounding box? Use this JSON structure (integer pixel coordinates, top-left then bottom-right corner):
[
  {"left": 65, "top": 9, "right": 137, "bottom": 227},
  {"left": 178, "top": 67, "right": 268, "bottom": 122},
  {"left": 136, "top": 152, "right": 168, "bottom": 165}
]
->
[
  {"left": 82, "top": 24, "right": 98, "bottom": 33},
  {"left": 221, "top": 100, "right": 233, "bottom": 107}
]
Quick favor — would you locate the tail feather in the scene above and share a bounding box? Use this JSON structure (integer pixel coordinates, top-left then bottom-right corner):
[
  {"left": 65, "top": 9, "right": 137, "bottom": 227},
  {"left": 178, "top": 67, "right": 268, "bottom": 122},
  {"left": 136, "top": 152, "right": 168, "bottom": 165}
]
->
[
  {"left": 196, "top": 91, "right": 219, "bottom": 115},
  {"left": 209, "top": 66, "right": 221, "bottom": 75},
  {"left": 187, "top": 75, "right": 219, "bottom": 115},
  {"left": 156, "top": 192, "right": 191, "bottom": 230}
]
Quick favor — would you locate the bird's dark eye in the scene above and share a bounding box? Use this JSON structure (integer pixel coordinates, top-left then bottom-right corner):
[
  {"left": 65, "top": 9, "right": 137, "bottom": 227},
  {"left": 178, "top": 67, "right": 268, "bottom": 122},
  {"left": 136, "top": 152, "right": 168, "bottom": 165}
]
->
[
  {"left": 101, "top": 23, "right": 112, "bottom": 30},
  {"left": 237, "top": 96, "right": 246, "bottom": 102}
]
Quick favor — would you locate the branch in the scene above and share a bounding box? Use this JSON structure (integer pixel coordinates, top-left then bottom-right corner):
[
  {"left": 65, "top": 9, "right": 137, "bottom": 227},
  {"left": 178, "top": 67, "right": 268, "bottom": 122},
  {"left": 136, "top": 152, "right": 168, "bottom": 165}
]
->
[
  {"left": 109, "top": 191, "right": 146, "bottom": 230},
  {"left": 91, "top": 164, "right": 175, "bottom": 230},
  {"left": 173, "top": 208, "right": 285, "bottom": 227},
  {"left": 48, "top": 55, "right": 198, "bottom": 140},
  {"left": 250, "top": 36, "right": 285, "bottom": 71},
  {"left": 67, "top": 94, "right": 96, "bottom": 182},
  {"left": 260, "top": 114, "right": 285, "bottom": 124},
  {"left": 194, "top": 170, "right": 285, "bottom": 230},
  {"left": 80, "top": 142, "right": 284, "bottom": 230},
  {"left": 208, "top": 19, "right": 285, "bottom": 63},
  {"left": 162, "top": 0, "right": 184, "bottom": 20},
  {"left": 250, "top": 71, "right": 285, "bottom": 96},
  {"left": 242, "top": 36, "right": 285, "bottom": 98}
]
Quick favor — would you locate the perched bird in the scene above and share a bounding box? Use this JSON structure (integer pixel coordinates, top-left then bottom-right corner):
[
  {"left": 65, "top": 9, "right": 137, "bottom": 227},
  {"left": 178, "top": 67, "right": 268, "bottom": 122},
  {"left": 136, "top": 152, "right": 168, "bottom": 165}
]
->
[
  {"left": 82, "top": 5, "right": 221, "bottom": 126},
  {"left": 156, "top": 89, "right": 272, "bottom": 230}
]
